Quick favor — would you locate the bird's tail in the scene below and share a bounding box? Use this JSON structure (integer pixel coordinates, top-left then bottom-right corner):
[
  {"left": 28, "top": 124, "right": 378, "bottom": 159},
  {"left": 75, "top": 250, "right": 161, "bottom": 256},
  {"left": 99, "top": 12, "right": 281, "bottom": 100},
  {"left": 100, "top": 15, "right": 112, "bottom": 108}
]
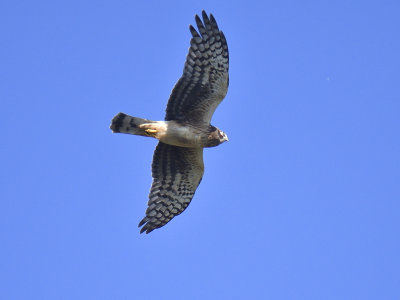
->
[{"left": 110, "top": 112, "right": 154, "bottom": 136}]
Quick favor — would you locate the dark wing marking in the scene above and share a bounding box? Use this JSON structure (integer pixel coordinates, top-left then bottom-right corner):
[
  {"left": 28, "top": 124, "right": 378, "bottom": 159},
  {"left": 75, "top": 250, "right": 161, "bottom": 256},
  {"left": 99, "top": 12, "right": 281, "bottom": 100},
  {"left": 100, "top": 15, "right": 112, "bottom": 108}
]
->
[
  {"left": 138, "top": 142, "right": 204, "bottom": 234},
  {"left": 165, "top": 10, "right": 229, "bottom": 125}
]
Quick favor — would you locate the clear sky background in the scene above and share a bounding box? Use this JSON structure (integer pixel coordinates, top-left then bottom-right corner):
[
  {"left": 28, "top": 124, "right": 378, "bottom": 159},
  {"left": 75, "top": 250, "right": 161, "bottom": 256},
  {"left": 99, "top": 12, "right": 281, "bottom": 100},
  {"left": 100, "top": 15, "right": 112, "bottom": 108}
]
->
[{"left": 1, "top": 1, "right": 399, "bottom": 299}]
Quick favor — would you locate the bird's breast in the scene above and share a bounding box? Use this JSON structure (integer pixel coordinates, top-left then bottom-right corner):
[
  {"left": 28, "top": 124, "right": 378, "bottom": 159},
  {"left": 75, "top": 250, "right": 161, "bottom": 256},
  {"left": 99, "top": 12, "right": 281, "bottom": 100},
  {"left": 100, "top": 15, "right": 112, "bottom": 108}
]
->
[{"left": 159, "top": 121, "right": 205, "bottom": 148}]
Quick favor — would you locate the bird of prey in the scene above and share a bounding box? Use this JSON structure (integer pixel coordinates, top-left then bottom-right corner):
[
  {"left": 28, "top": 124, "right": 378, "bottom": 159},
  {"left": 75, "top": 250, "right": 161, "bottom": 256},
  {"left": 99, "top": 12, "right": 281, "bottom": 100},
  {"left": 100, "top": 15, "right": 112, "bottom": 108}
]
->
[{"left": 110, "top": 11, "right": 229, "bottom": 234}]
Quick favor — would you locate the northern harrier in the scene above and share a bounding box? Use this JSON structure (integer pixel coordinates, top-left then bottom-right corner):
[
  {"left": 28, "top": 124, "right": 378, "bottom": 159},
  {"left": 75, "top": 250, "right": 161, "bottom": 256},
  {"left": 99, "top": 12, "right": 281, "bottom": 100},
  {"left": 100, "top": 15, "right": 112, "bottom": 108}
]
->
[{"left": 110, "top": 11, "right": 229, "bottom": 234}]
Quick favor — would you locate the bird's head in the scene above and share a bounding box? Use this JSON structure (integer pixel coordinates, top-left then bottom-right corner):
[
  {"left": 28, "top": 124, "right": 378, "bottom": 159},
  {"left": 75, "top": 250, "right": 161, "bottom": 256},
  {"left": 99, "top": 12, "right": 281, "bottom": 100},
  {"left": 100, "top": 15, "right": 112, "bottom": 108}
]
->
[
  {"left": 207, "top": 127, "right": 229, "bottom": 147},
  {"left": 218, "top": 129, "right": 229, "bottom": 143}
]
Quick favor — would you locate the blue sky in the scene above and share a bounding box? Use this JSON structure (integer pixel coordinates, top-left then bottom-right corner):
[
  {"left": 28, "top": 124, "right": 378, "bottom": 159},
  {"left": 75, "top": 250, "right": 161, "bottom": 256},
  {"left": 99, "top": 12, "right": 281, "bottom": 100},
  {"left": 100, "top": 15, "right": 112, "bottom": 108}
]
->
[{"left": 1, "top": 1, "right": 399, "bottom": 299}]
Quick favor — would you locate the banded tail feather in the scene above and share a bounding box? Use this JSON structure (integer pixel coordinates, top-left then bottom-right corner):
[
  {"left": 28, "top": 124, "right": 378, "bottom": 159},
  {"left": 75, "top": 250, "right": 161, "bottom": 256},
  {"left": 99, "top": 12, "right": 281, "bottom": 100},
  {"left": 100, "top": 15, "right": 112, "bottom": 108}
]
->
[{"left": 110, "top": 112, "right": 153, "bottom": 136}]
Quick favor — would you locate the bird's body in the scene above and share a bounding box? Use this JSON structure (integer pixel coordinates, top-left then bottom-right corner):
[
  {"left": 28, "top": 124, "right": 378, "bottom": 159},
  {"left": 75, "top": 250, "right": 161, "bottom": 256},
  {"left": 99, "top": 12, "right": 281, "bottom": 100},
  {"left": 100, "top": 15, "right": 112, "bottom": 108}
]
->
[
  {"left": 110, "top": 11, "right": 229, "bottom": 233},
  {"left": 111, "top": 112, "right": 227, "bottom": 148}
]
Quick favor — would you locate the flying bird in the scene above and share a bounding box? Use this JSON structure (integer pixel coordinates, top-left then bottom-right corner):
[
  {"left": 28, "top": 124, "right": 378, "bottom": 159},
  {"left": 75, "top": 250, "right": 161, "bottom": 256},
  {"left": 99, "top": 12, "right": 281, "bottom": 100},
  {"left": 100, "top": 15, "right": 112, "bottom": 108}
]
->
[{"left": 110, "top": 11, "right": 229, "bottom": 234}]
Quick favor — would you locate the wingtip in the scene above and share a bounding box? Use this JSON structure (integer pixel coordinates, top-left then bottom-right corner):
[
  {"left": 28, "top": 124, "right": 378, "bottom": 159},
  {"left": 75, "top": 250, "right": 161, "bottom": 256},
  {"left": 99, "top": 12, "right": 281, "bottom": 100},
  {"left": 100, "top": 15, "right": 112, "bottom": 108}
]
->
[
  {"left": 209, "top": 13, "right": 215, "bottom": 23},
  {"left": 138, "top": 217, "right": 156, "bottom": 234},
  {"left": 201, "top": 10, "right": 210, "bottom": 24},
  {"left": 189, "top": 24, "right": 199, "bottom": 37},
  {"left": 195, "top": 14, "right": 203, "bottom": 28},
  {"left": 139, "top": 225, "right": 155, "bottom": 234},
  {"left": 138, "top": 222, "right": 147, "bottom": 234}
]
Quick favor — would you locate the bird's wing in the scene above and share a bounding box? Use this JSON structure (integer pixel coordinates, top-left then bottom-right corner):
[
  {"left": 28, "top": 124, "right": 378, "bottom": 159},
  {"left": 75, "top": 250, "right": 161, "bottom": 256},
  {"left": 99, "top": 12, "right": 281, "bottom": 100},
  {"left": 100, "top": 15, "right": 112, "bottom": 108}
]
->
[
  {"left": 165, "top": 10, "right": 229, "bottom": 125},
  {"left": 139, "top": 142, "right": 204, "bottom": 234}
]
